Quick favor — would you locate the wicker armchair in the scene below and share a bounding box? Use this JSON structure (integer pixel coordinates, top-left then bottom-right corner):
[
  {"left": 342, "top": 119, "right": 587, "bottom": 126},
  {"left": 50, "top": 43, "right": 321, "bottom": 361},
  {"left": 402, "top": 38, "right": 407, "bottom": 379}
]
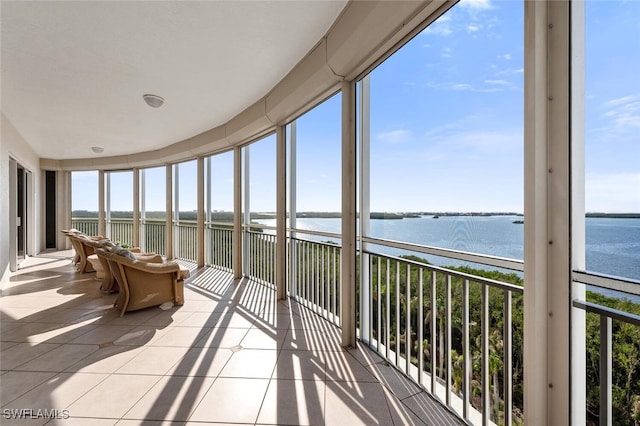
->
[{"left": 97, "top": 248, "right": 186, "bottom": 316}]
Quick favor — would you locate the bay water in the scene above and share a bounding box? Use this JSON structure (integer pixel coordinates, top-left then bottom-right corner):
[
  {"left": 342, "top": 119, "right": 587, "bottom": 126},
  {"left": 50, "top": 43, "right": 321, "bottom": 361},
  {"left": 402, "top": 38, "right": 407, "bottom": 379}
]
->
[{"left": 257, "top": 215, "right": 640, "bottom": 285}]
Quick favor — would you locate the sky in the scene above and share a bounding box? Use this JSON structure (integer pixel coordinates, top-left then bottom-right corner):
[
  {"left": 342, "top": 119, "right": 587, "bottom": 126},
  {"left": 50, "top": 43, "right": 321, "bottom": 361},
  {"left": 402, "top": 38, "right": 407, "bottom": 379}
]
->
[{"left": 72, "top": 0, "right": 639, "bottom": 214}]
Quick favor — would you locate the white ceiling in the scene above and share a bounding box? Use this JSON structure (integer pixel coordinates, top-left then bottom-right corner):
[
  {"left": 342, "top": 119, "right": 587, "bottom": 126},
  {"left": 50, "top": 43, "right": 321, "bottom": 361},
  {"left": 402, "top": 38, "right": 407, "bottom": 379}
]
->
[{"left": 1, "top": 1, "right": 347, "bottom": 160}]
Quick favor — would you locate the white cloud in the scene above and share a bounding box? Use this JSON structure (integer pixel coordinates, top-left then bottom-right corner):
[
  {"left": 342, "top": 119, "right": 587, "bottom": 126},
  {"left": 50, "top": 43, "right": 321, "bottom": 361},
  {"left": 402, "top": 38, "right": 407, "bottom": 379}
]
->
[
  {"left": 467, "top": 24, "right": 481, "bottom": 33},
  {"left": 586, "top": 173, "right": 640, "bottom": 213},
  {"left": 599, "top": 94, "right": 640, "bottom": 134},
  {"left": 441, "top": 47, "right": 453, "bottom": 58},
  {"left": 376, "top": 129, "right": 412, "bottom": 144},
  {"left": 423, "top": 15, "right": 453, "bottom": 36},
  {"left": 485, "top": 79, "right": 509, "bottom": 86},
  {"left": 499, "top": 53, "right": 511, "bottom": 60},
  {"left": 459, "top": 0, "right": 493, "bottom": 10}
]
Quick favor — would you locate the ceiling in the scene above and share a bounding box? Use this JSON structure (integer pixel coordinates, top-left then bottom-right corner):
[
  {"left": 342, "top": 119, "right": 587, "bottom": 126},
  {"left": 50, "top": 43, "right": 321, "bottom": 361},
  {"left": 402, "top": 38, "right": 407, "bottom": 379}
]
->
[{"left": 1, "top": 1, "right": 347, "bottom": 160}]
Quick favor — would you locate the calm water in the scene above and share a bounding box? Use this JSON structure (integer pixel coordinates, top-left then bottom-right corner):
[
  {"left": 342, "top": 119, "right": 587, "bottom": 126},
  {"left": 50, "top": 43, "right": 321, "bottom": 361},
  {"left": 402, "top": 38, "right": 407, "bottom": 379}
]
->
[{"left": 259, "top": 215, "right": 640, "bottom": 282}]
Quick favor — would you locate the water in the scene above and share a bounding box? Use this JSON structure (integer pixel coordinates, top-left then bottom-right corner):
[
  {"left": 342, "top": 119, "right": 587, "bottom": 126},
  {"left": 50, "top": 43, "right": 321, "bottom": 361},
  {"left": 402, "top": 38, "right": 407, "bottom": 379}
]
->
[{"left": 258, "top": 215, "right": 640, "bottom": 283}]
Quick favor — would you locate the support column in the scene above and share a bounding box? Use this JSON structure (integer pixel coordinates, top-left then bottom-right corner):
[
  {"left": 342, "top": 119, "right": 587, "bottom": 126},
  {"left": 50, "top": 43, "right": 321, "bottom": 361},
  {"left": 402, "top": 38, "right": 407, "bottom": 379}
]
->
[
  {"left": 359, "top": 75, "right": 371, "bottom": 342},
  {"left": 233, "top": 146, "right": 243, "bottom": 279},
  {"left": 197, "top": 157, "right": 205, "bottom": 267},
  {"left": 288, "top": 122, "right": 297, "bottom": 298},
  {"left": 9, "top": 158, "right": 17, "bottom": 272},
  {"left": 276, "top": 125, "right": 287, "bottom": 300},
  {"left": 165, "top": 164, "right": 173, "bottom": 259},
  {"left": 571, "top": 1, "right": 587, "bottom": 423},
  {"left": 523, "top": 1, "right": 571, "bottom": 424},
  {"left": 341, "top": 80, "right": 357, "bottom": 347},
  {"left": 132, "top": 168, "right": 140, "bottom": 248},
  {"left": 57, "top": 170, "right": 72, "bottom": 249},
  {"left": 98, "top": 170, "right": 105, "bottom": 238}
]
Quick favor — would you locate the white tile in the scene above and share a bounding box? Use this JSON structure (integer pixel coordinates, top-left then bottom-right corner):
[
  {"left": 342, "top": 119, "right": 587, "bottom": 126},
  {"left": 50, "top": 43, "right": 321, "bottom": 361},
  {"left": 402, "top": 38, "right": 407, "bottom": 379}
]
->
[
  {"left": 168, "top": 347, "right": 233, "bottom": 377},
  {"left": 219, "top": 349, "right": 278, "bottom": 379},
  {"left": 256, "top": 379, "right": 325, "bottom": 425},
  {"left": 67, "top": 374, "right": 162, "bottom": 419},
  {"left": 188, "top": 377, "right": 269, "bottom": 424},
  {"left": 123, "top": 375, "right": 215, "bottom": 421},
  {"left": 0, "top": 371, "right": 57, "bottom": 406}
]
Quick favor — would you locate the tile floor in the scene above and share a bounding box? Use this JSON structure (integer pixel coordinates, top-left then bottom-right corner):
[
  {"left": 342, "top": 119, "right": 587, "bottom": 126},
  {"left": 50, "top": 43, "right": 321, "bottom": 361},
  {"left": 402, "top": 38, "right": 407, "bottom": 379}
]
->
[{"left": 1, "top": 251, "right": 465, "bottom": 425}]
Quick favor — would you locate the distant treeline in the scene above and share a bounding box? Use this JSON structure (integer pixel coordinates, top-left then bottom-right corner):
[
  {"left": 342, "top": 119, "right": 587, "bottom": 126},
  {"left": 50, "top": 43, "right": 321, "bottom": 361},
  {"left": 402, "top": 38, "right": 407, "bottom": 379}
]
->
[{"left": 72, "top": 210, "right": 639, "bottom": 220}]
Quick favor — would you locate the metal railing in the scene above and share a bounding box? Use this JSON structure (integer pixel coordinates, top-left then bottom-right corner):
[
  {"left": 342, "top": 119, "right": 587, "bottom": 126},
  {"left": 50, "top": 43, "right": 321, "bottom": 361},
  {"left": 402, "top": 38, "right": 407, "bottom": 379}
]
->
[
  {"left": 572, "top": 271, "right": 640, "bottom": 426},
  {"left": 174, "top": 220, "right": 197, "bottom": 262},
  {"left": 288, "top": 237, "right": 341, "bottom": 326},
  {"left": 206, "top": 223, "right": 233, "bottom": 270},
  {"left": 142, "top": 220, "right": 166, "bottom": 256},
  {"left": 245, "top": 227, "right": 276, "bottom": 284},
  {"left": 107, "top": 218, "right": 134, "bottom": 246},
  {"left": 361, "top": 249, "right": 523, "bottom": 426},
  {"left": 71, "top": 217, "right": 99, "bottom": 236}
]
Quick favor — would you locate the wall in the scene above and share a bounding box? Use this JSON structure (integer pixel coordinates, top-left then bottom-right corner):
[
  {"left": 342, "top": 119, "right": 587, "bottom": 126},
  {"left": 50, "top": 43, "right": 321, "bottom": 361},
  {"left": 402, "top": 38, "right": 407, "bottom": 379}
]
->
[{"left": 1, "top": 113, "right": 41, "bottom": 288}]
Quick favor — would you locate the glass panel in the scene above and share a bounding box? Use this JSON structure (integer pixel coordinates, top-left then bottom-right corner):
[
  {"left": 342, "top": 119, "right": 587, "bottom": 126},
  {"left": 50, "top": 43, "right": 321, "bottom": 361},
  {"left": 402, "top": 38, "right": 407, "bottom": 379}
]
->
[
  {"left": 141, "top": 166, "right": 166, "bottom": 255},
  {"left": 173, "top": 160, "right": 197, "bottom": 261},
  {"left": 205, "top": 150, "right": 234, "bottom": 268},
  {"left": 366, "top": 0, "right": 524, "bottom": 265},
  {"left": 71, "top": 171, "right": 99, "bottom": 235},
  {"left": 106, "top": 170, "right": 133, "bottom": 246},
  {"left": 582, "top": 2, "right": 640, "bottom": 424},
  {"left": 288, "top": 92, "right": 342, "bottom": 238},
  {"left": 206, "top": 150, "right": 234, "bottom": 224},
  {"left": 584, "top": 0, "right": 640, "bottom": 282},
  {"left": 246, "top": 134, "right": 277, "bottom": 224}
]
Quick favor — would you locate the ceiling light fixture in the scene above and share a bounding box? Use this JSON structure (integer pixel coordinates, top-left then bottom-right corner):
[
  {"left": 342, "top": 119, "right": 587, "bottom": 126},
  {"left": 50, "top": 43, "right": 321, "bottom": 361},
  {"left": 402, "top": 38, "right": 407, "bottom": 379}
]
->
[
  {"left": 143, "top": 94, "right": 165, "bottom": 108},
  {"left": 91, "top": 146, "right": 104, "bottom": 154}
]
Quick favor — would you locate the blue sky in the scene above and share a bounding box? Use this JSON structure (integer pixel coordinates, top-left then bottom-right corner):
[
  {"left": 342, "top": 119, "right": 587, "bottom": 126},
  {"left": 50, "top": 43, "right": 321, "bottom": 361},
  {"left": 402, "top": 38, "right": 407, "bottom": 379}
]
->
[{"left": 73, "top": 0, "right": 639, "bottom": 214}]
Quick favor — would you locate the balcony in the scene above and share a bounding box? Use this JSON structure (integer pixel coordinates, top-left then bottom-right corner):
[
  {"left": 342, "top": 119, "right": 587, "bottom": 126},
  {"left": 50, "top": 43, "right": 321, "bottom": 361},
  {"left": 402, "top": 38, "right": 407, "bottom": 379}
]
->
[
  {"left": 1, "top": 250, "right": 464, "bottom": 425},
  {"left": 4, "top": 219, "right": 638, "bottom": 425}
]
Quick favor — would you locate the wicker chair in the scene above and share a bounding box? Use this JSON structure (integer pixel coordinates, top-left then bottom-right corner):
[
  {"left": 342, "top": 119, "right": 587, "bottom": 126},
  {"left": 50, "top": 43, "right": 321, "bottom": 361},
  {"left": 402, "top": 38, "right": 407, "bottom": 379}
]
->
[{"left": 97, "top": 248, "right": 186, "bottom": 316}]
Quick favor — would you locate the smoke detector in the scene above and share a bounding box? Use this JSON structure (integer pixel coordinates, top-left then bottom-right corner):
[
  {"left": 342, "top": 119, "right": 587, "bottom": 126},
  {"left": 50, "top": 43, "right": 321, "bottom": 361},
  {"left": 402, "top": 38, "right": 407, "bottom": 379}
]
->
[{"left": 143, "top": 94, "right": 165, "bottom": 108}]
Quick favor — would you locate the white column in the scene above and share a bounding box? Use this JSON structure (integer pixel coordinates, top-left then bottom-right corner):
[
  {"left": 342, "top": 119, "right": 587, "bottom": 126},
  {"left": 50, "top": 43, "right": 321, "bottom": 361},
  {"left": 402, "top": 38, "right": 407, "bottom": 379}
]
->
[
  {"left": 9, "top": 158, "right": 17, "bottom": 272},
  {"left": 165, "top": 164, "right": 173, "bottom": 259},
  {"left": 243, "top": 146, "right": 251, "bottom": 277},
  {"left": 233, "top": 146, "right": 243, "bottom": 279},
  {"left": 197, "top": 157, "right": 205, "bottom": 267},
  {"left": 133, "top": 168, "right": 140, "bottom": 248},
  {"left": 276, "top": 125, "right": 287, "bottom": 300},
  {"left": 98, "top": 170, "right": 106, "bottom": 238},
  {"left": 140, "top": 169, "right": 146, "bottom": 252},
  {"left": 341, "top": 80, "right": 357, "bottom": 347},
  {"left": 288, "top": 122, "right": 298, "bottom": 298},
  {"left": 57, "top": 170, "right": 72, "bottom": 249},
  {"left": 359, "top": 75, "right": 371, "bottom": 343},
  {"left": 523, "top": 0, "right": 571, "bottom": 424},
  {"left": 571, "top": 1, "right": 587, "bottom": 423}
]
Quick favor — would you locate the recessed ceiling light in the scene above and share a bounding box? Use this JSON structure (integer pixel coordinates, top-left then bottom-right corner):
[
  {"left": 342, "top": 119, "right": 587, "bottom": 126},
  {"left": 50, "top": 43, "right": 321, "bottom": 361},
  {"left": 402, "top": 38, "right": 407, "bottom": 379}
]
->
[
  {"left": 143, "top": 94, "right": 165, "bottom": 108},
  {"left": 91, "top": 146, "right": 104, "bottom": 153}
]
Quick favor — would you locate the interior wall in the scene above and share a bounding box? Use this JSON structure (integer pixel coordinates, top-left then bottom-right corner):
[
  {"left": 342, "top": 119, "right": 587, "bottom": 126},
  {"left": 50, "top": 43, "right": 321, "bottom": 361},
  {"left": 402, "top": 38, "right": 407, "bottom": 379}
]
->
[{"left": 1, "top": 113, "right": 41, "bottom": 287}]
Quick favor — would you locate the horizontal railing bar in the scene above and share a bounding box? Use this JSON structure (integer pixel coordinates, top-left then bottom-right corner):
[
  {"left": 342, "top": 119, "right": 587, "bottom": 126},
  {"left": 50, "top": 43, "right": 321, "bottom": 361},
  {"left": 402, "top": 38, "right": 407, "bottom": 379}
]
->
[
  {"left": 573, "top": 300, "right": 640, "bottom": 326},
  {"left": 204, "top": 221, "right": 234, "bottom": 227},
  {"left": 287, "top": 227, "right": 342, "bottom": 240},
  {"left": 366, "top": 250, "right": 523, "bottom": 294},
  {"left": 572, "top": 270, "right": 640, "bottom": 296},
  {"left": 363, "top": 236, "right": 524, "bottom": 272}
]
